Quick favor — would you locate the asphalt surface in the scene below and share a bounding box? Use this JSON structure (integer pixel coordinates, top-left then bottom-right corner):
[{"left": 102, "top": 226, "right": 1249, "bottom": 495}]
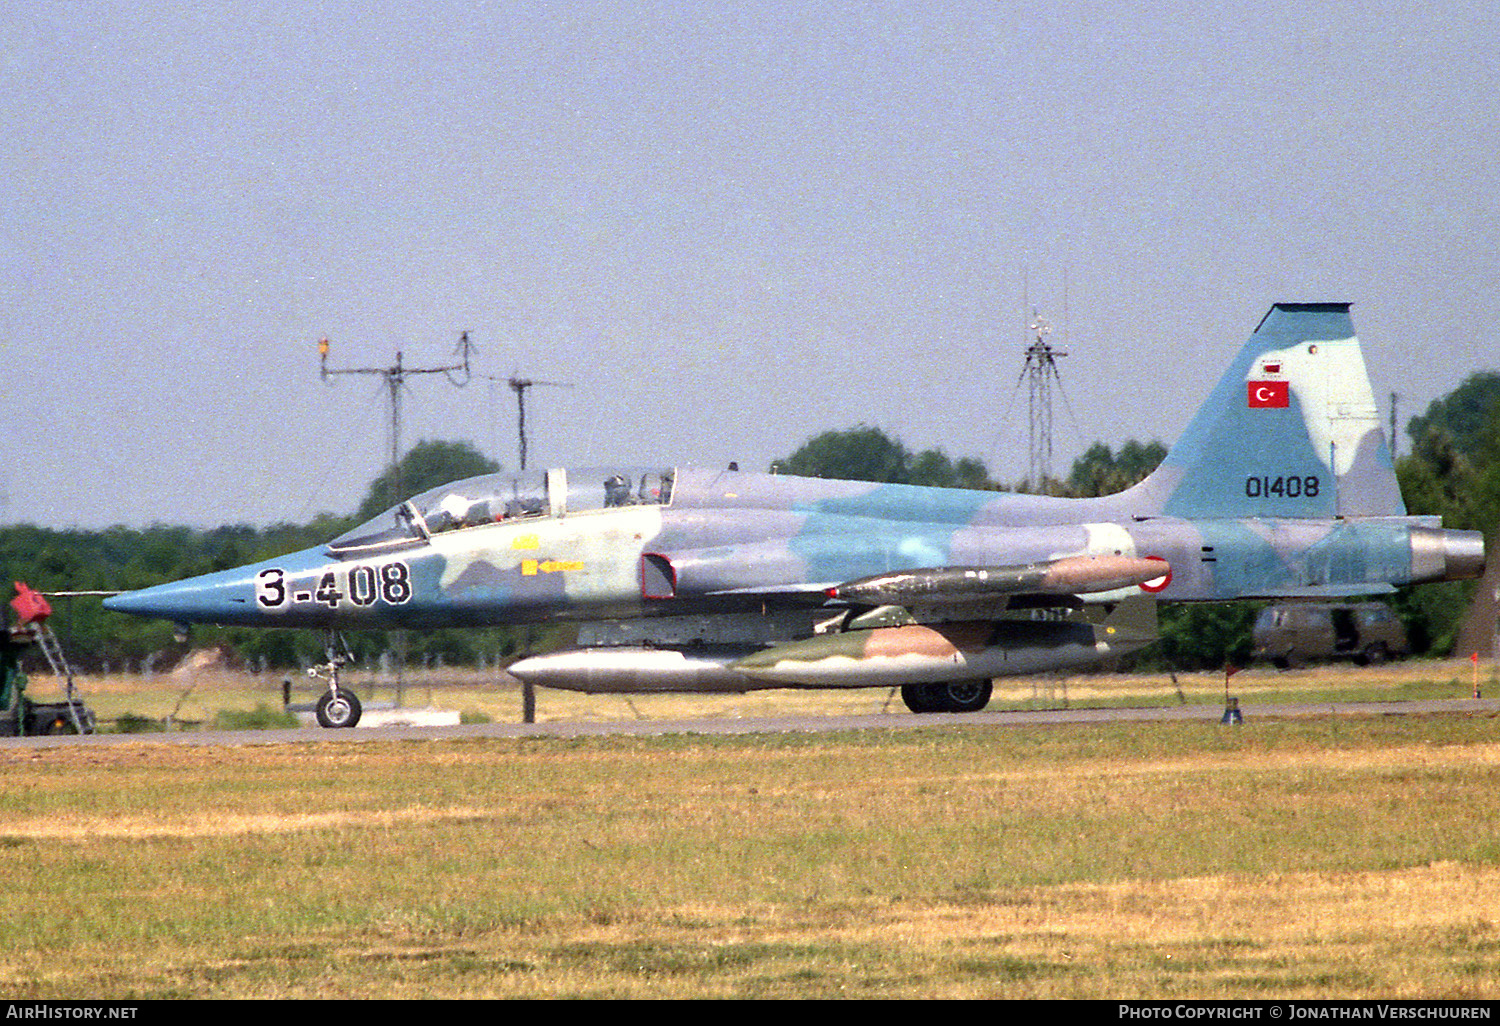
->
[{"left": 4, "top": 696, "right": 1499, "bottom": 750}]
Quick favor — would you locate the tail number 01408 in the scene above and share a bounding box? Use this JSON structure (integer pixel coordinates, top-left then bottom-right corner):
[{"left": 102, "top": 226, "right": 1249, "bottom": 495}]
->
[
  {"left": 1244, "top": 475, "right": 1320, "bottom": 499},
  {"left": 256, "top": 563, "right": 413, "bottom": 610}
]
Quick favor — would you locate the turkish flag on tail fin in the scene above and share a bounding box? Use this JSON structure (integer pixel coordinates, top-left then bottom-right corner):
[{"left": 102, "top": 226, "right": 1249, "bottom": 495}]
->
[{"left": 1247, "top": 381, "right": 1289, "bottom": 408}]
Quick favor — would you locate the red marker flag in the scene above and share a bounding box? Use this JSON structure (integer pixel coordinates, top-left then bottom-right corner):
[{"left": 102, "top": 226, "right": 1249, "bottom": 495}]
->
[{"left": 1247, "top": 381, "right": 1289, "bottom": 408}]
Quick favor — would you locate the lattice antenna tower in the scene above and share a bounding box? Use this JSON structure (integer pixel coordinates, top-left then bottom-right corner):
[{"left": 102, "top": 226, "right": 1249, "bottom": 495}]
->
[
  {"left": 318, "top": 332, "right": 476, "bottom": 505},
  {"left": 1017, "top": 310, "right": 1068, "bottom": 491}
]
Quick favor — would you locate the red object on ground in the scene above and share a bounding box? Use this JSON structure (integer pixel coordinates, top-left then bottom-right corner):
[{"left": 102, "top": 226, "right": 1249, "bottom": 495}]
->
[{"left": 10, "top": 582, "right": 52, "bottom": 625}]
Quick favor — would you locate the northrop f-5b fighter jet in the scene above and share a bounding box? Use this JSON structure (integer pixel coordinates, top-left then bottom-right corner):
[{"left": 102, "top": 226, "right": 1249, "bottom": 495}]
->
[{"left": 105, "top": 304, "right": 1485, "bottom": 726}]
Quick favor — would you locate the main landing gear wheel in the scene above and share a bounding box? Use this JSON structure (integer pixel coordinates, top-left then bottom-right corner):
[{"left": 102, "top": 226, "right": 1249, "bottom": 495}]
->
[
  {"left": 900, "top": 683, "right": 940, "bottom": 713},
  {"left": 942, "top": 680, "right": 993, "bottom": 712},
  {"left": 900, "top": 680, "right": 993, "bottom": 714},
  {"left": 316, "top": 687, "right": 362, "bottom": 729}
]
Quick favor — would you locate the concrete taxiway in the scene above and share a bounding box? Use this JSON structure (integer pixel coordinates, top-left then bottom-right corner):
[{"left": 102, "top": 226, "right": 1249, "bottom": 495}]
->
[{"left": 3, "top": 697, "right": 1498, "bottom": 750}]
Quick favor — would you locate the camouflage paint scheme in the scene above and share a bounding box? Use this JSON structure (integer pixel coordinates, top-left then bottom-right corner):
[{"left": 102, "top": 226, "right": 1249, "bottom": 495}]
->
[{"left": 105, "top": 304, "right": 1485, "bottom": 714}]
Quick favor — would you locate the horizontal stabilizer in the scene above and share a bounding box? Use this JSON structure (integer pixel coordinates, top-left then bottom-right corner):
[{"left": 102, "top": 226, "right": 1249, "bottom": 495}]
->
[{"left": 825, "top": 555, "right": 1171, "bottom": 606}]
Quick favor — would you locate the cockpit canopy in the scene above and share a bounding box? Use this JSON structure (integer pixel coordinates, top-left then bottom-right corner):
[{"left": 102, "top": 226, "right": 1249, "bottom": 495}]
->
[{"left": 327, "top": 467, "right": 675, "bottom": 557}]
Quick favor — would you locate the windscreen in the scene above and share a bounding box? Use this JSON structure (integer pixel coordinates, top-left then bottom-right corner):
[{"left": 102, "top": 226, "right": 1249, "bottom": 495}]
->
[{"left": 325, "top": 467, "right": 673, "bottom": 555}]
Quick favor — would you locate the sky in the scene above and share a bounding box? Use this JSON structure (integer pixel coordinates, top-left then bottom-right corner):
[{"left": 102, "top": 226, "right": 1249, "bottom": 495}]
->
[{"left": 3, "top": 1, "right": 1497, "bottom": 529}]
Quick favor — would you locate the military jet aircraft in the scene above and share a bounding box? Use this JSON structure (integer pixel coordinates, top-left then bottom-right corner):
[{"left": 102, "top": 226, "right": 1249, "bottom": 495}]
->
[{"left": 105, "top": 303, "right": 1485, "bottom": 726}]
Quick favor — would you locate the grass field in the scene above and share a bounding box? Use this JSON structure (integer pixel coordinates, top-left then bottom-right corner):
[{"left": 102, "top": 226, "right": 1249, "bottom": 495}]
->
[
  {"left": 25, "top": 654, "right": 1499, "bottom": 730},
  {"left": 2, "top": 659, "right": 1500, "bottom": 998}
]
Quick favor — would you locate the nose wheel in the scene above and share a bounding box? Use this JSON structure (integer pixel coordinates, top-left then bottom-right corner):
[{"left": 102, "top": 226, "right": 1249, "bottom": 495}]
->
[
  {"left": 315, "top": 687, "right": 362, "bottom": 729},
  {"left": 309, "top": 634, "right": 363, "bottom": 729}
]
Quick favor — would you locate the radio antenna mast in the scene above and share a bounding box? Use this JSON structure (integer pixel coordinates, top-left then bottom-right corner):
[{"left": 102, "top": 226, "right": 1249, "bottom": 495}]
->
[
  {"left": 509, "top": 375, "right": 574, "bottom": 471},
  {"left": 316, "top": 332, "right": 475, "bottom": 711},
  {"left": 318, "top": 332, "right": 475, "bottom": 505},
  {"left": 479, "top": 371, "right": 575, "bottom": 471}
]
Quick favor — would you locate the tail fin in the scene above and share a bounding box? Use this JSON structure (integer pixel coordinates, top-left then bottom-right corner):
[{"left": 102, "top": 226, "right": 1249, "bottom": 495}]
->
[{"left": 1140, "top": 303, "right": 1404, "bottom": 519}]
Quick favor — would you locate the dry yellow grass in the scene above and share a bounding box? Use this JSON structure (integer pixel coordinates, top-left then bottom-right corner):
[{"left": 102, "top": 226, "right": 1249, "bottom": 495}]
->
[
  {"left": 3, "top": 708, "right": 1500, "bottom": 997},
  {"left": 0, "top": 804, "right": 498, "bottom": 841}
]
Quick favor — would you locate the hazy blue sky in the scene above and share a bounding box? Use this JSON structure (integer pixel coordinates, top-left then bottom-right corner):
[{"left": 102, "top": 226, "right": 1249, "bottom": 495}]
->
[{"left": 4, "top": 1, "right": 1496, "bottom": 528}]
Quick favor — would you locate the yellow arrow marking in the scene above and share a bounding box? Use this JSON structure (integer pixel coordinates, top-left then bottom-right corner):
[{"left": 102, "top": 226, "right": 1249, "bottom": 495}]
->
[{"left": 521, "top": 559, "right": 584, "bottom": 576}]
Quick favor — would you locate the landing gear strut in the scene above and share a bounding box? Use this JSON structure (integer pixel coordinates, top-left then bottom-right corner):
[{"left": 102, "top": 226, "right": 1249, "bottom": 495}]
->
[{"left": 308, "top": 633, "right": 362, "bottom": 729}]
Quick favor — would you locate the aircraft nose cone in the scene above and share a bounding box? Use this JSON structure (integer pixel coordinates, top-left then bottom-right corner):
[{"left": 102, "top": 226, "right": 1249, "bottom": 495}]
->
[{"left": 104, "top": 572, "right": 256, "bottom": 625}]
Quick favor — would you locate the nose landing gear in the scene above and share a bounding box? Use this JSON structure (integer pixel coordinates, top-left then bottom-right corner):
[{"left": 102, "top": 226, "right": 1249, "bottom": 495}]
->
[{"left": 308, "top": 634, "right": 363, "bottom": 729}]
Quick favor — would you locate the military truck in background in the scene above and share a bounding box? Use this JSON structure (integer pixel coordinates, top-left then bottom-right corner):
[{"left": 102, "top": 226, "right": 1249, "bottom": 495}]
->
[{"left": 1252, "top": 602, "right": 1409, "bottom": 669}]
